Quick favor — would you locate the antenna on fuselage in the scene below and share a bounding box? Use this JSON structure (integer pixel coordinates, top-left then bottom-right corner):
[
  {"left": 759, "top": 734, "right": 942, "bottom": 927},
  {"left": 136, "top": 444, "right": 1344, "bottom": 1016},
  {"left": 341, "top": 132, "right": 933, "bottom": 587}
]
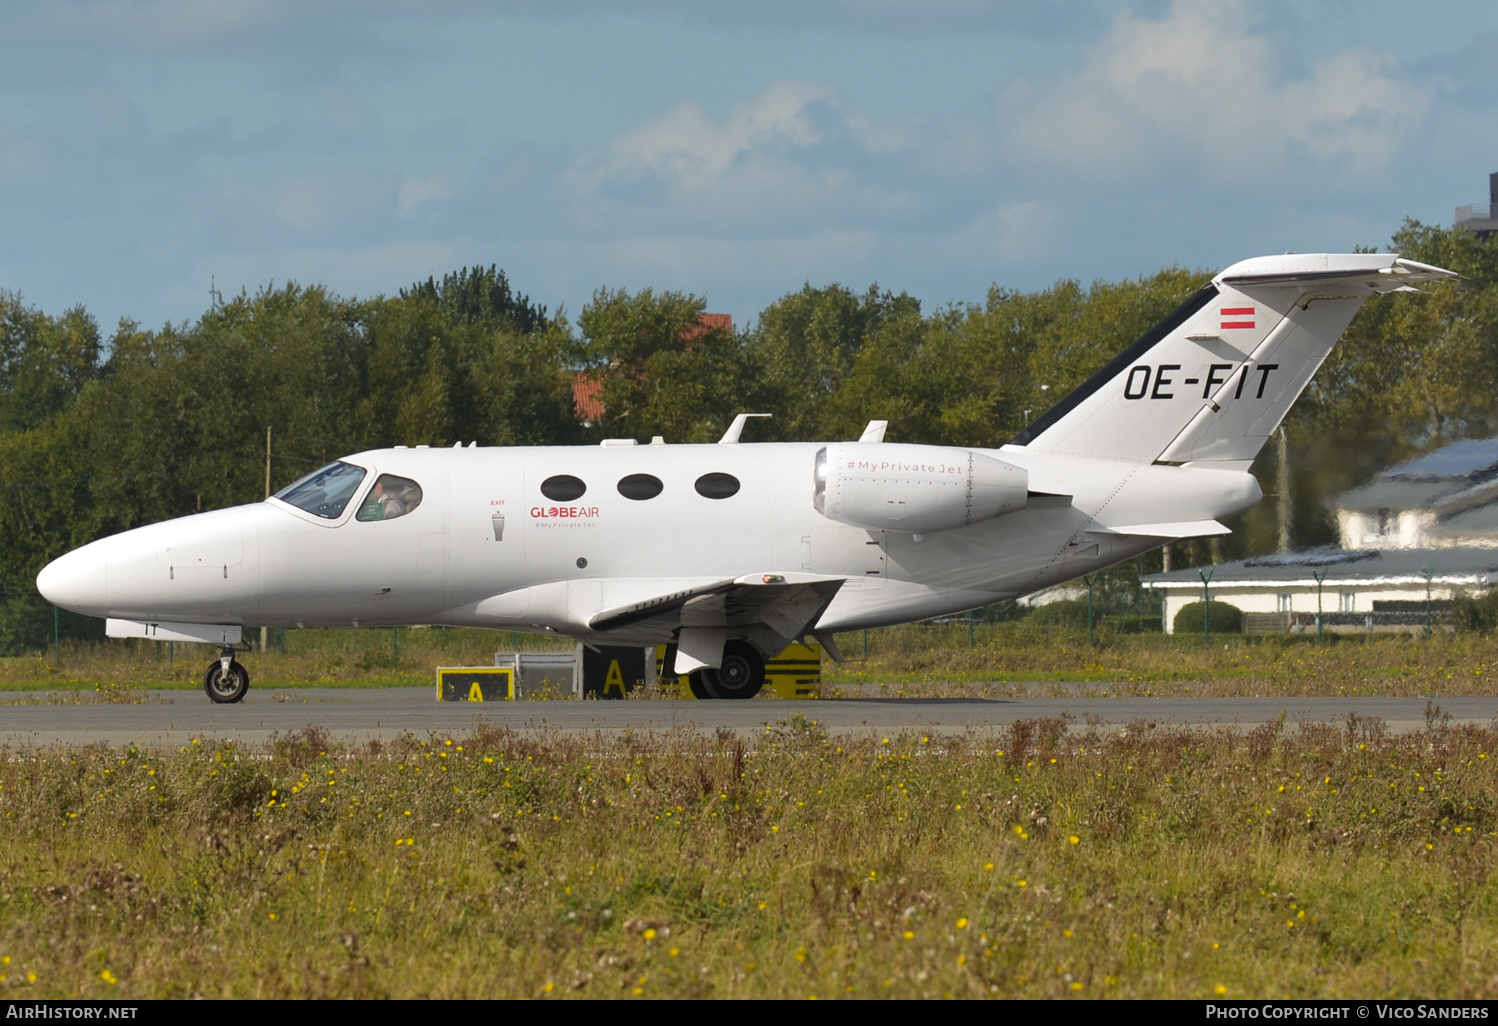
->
[{"left": 719, "top": 413, "right": 771, "bottom": 444}]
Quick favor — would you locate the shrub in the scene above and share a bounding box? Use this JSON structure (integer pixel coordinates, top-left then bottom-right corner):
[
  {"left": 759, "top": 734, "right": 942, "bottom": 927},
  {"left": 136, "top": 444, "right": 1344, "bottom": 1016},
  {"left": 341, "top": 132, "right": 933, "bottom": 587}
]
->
[
  {"left": 1026, "top": 598, "right": 1090, "bottom": 628},
  {"left": 1107, "top": 614, "right": 1164, "bottom": 635},
  {"left": 1172, "top": 600, "right": 1244, "bottom": 635},
  {"left": 1452, "top": 590, "right": 1498, "bottom": 634}
]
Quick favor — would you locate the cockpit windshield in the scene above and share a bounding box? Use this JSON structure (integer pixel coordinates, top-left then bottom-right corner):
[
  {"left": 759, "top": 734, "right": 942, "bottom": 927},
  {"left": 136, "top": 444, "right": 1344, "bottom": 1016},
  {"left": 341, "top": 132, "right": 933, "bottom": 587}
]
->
[{"left": 273, "top": 461, "right": 368, "bottom": 519}]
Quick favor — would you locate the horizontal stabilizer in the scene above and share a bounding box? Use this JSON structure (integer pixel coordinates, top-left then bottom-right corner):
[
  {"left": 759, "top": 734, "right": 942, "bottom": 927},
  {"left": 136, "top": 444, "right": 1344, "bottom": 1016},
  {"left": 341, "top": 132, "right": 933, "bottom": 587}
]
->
[
  {"left": 1090, "top": 520, "right": 1231, "bottom": 538},
  {"left": 1218, "top": 255, "right": 1457, "bottom": 291}
]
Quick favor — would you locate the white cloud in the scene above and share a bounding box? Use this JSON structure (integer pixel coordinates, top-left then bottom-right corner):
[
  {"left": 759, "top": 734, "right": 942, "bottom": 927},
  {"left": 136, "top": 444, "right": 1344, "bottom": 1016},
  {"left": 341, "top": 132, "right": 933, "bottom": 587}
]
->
[
  {"left": 397, "top": 174, "right": 452, "bottom": 217},
  {"left": 962, "top": 200, "right": 1063, "bottom": 264},
  {"left": 1000, "top": 0, "right": 1431, "bottom": 185},
  {"left": 568, "top": 81, "right": 924, "bottom": 236},
  {"left": 588, "top": 81, "right": 838, "bottom": 186}
]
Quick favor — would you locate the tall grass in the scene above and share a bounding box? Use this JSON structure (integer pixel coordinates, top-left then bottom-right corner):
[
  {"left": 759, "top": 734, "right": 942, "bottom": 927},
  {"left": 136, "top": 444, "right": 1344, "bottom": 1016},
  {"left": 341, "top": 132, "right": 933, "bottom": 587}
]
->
[
  {"left": 0, "top": 714, "right": 1494, "bottom": 998},
  {"left": 4, "top": 621, "right": 1497, "bottom": 697},
  {"left": 0, "top": 627, "right": 575, "bottom": 691},
  {"left": 828, "top": 621, "right": 1498, "bottom": 696}
]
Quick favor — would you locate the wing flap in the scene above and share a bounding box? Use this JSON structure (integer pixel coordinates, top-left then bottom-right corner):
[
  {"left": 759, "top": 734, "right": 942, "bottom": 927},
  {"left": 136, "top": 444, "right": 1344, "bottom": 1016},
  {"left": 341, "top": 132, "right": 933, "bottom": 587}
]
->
[
  {"left": 1089, "top": 520, "right": 1231, "bottom": 538},
  {"left": 588, "top": 575, "right": 846, "bottom": 653},
  {"left": 586, "top": 579, "right": 734, "bottom": 633}
]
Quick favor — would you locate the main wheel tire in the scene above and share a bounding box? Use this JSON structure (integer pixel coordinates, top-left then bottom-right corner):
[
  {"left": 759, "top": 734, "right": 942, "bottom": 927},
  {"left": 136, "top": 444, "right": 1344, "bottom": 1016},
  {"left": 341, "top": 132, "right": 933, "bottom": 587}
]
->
[
  {"left": 204, "top": 660, "right": 250, "bottom": 704},
  {"left": 698, "top": 641, "right": 765, "bottom": 700},
  {"left": 686, "top": 671, "right": 714, "bottom": 700}
]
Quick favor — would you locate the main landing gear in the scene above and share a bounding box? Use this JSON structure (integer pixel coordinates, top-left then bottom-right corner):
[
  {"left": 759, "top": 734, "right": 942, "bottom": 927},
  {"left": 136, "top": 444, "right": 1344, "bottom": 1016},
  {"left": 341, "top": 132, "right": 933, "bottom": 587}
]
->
[
  {"left": 204, "top": 647, "right": 250, "bottom": 704},
  {"left": 686, "top": 641, "right": 765, "bottom": 700}
]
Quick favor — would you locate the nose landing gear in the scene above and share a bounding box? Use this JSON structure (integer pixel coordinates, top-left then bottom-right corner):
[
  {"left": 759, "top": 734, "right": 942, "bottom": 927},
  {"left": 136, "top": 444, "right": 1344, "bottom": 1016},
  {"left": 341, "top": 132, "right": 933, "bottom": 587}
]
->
[{"left": 204, "top": 647, "right": 250, "bottom": 704}]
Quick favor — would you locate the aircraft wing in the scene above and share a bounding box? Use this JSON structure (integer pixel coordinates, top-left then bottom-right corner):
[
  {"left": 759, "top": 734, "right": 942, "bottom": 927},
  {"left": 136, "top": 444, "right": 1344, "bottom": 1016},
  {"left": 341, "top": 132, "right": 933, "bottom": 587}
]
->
[{"left": 587, "top": 574, "right": 846, "bottom": 663}]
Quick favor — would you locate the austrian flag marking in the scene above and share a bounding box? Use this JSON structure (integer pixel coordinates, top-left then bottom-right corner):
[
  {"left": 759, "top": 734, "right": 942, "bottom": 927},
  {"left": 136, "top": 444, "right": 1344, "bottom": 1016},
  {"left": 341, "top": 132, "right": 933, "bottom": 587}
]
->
[{"left": 1221, "top": 306, "right": 1255, "bottom": 330}]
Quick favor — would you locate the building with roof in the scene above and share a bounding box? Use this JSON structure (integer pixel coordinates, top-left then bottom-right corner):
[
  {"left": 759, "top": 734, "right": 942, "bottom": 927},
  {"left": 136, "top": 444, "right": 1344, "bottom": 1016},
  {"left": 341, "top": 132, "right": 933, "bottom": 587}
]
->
[
  {"left": 1455, "top": 172, "right": 1498, "bottom": 239},
  {"left": 571, "top": 373, "right": 605, "bottom": 427},
  {"left": 570, "top": 312, "right": 732, "bottom": 427},
  {"left": 1335, "top": 436, "right": 1498, "bottom": 549},
  {"left": 1142, "top": 433, "right": 1498, "bottom": 632},
  {"left": 1146, "top": 547, "right": 1496, "bottom": 634}
]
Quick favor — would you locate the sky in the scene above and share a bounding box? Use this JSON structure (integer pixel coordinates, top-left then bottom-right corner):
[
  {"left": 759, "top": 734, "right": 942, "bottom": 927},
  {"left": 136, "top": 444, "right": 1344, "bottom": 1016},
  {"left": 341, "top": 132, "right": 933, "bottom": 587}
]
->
[{"left": 3, "top": 0, "right": 1497, "bottom": 335}]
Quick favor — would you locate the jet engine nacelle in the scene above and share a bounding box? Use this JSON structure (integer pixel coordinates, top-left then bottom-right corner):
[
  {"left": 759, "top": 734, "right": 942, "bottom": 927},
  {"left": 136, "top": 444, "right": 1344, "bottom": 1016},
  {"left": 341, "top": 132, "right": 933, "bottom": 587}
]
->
[{"left": 813, "top": 443, "right": 1028, "bottom": 533}]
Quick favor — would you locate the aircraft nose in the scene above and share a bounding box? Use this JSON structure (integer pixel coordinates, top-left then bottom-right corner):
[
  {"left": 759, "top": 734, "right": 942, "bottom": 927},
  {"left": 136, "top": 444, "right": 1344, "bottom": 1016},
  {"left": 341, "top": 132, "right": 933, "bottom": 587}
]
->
[{"left": 36, "top": 549, "right": 108, "bottom": 616}]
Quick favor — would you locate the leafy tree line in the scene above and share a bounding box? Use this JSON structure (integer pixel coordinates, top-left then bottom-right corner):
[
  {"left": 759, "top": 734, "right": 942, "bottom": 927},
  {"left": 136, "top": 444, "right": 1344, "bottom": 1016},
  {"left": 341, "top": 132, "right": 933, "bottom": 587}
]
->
[{"left": 2, "top": 224, "right": 1495, "bottom": 652}]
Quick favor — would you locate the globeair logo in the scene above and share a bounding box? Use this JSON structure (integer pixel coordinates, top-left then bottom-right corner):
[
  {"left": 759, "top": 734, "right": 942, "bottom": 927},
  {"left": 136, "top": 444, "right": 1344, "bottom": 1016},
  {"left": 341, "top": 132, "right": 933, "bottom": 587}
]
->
[{"left": 530, "top": 506, "right": 600, "bottom": 519}]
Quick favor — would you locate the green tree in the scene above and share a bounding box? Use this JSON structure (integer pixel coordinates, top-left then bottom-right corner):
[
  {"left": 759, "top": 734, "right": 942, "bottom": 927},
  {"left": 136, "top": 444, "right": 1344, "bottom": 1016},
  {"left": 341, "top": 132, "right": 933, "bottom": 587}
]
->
[
  {"left": 0, "top": 276, "right": 582, "bottom": 653},
  {"left": 580, "top": 288, "right": 759, "bottom": 444},
  {"left": 747, "top": 284, "right": 886, "bottom": 441},
  {"left": 0, "top": 293, "right": 101, "bottom": 432},
  {"left": 401, "top": 265, "right": 550, "bottom": 334}
]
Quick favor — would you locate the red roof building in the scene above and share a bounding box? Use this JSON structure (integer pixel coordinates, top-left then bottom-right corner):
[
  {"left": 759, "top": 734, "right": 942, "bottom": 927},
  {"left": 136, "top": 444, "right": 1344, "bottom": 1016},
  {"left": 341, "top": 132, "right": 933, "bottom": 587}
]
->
[
  {"left": 572, "top": 373, "right": 605, "bottom": 426},
  {"left": 573, "top": 313, "right": 731, "bottom": 425}
]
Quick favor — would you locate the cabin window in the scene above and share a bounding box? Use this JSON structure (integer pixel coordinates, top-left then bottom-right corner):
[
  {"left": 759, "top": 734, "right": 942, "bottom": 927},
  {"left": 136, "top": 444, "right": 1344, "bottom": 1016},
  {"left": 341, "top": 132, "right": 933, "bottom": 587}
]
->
[
  {"left": 357, "top": 475, "right": 424, "bottom": 522},
  {"left": 617, "top": 474, "right": 664, "bottom": 500},
  {"left": 695, "top": 472, "right": 741, "bottom": 499},
  {"left": 541, "top": 475, "right": 587, "bottom": 502},
  {"left": 274, "top": 461, "right": 367, "bottom": 519}
]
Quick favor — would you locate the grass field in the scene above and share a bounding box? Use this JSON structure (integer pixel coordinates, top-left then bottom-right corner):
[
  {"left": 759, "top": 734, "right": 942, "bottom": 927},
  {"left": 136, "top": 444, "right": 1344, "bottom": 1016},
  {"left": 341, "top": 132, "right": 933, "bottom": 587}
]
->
[
  {"left": 0, "top": 713, "right": 1494, "bottom": 999},
  {"left": 4, "top": 621, "right": 1497, "bottom": 698}
]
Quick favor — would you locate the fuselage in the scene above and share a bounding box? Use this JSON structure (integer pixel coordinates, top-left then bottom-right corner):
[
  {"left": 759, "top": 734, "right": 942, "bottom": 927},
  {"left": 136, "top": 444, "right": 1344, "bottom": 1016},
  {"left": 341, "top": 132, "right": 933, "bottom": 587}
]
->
[{"left": 36, "top": 440, "right": 1261, "bottom": 641}]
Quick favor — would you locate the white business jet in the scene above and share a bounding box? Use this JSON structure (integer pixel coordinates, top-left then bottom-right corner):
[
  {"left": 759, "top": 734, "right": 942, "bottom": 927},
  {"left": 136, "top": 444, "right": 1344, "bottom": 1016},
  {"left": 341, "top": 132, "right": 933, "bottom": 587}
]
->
[{"left": 37, "top": 253, "right": 1454, "bottom": 702}]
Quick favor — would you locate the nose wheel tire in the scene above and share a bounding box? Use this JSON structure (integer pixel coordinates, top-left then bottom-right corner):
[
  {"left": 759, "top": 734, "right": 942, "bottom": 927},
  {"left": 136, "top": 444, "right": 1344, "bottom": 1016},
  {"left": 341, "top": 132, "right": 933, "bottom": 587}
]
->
[
  {"left": 204, "top": 660, "right": 250, "bottom": 704},
  {"left": 695, "top": 641, "right": 765, "bottom": 700}
]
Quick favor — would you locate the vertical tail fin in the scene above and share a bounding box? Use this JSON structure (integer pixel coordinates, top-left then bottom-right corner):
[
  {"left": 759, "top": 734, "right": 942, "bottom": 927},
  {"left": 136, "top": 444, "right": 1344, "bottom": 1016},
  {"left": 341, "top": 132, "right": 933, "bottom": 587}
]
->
[{"left": 1008, "top": 254, "right": 1455, "bottom": 464}]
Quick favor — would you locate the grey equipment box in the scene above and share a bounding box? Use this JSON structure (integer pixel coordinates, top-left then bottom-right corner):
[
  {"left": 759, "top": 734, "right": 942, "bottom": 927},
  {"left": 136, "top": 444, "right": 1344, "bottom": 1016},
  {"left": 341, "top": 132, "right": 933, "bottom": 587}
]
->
[{"left": 493, "top": 651, "right": 581, "bottom": 699}]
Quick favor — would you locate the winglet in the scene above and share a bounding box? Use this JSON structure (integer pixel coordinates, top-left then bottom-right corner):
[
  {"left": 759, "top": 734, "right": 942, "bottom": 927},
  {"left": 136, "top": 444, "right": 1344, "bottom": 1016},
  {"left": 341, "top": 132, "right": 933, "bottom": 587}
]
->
[{"left": 858, "top": 420, "right": 888, "bottom": 443}]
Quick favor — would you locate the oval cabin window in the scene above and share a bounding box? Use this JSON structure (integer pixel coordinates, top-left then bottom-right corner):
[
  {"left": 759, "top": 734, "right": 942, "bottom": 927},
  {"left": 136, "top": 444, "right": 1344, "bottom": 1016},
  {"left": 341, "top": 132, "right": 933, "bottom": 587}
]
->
[
  {"left": 617, "top": 474, "right": 664, "bottom": 500},
  {"left": 540, "top": 475, "right": 587, "bottom": 502},
  {"left": 694, "top": 472, "right": 740, "bottom": 499}
]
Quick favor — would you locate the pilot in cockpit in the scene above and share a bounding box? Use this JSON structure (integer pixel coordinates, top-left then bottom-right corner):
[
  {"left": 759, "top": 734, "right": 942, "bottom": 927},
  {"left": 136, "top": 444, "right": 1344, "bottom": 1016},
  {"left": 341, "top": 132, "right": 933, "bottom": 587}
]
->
[{"left": 357, "top": 474, "right": 423, "bottom": 522}]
